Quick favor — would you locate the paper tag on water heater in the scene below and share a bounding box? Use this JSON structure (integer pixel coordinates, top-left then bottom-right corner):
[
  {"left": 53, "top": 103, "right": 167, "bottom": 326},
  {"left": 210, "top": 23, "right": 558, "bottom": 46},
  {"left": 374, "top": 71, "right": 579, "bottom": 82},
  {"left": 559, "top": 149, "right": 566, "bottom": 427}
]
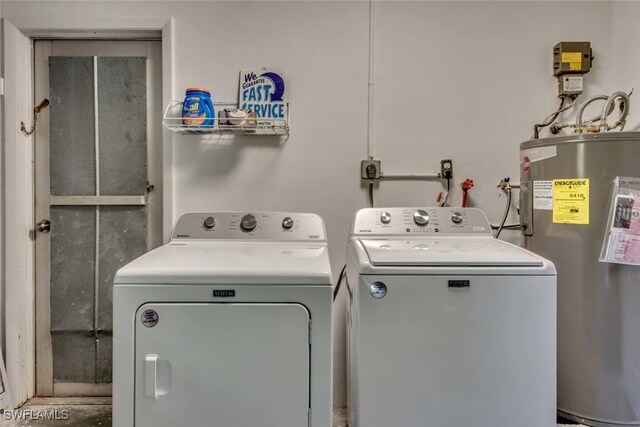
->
[{"left": 534, "top": 181, "right": 553, "bottom": 210}]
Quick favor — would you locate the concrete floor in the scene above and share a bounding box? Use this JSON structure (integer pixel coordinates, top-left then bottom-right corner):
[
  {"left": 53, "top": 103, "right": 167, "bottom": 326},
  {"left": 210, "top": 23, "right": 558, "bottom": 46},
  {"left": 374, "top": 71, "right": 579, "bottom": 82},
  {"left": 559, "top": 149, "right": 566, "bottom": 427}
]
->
[
  {"left": 0, "top": 402, "right": 583, "bottom": 426},
  {"left": 0, "top": 398, "right": 111, "bottom": 427}
]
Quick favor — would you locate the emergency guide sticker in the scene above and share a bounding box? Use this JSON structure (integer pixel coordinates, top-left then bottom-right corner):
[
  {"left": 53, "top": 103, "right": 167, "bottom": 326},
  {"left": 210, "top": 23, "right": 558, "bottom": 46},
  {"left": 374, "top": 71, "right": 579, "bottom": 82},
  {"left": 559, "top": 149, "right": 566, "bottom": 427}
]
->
[
  {"left": 239, "top": 70, "right": 287, "bottom": 124},
  {"left": 553, "top": 179, "right": 590, "bottom": 224},
  {"left": 533, "top": 181, "right": 553, "bottom": 210}
]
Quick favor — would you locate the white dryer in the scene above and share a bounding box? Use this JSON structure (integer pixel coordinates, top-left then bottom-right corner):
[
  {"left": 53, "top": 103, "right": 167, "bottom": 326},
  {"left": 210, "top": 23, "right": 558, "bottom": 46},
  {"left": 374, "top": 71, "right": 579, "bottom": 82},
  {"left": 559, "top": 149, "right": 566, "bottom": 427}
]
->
[
  {"left": 346, "top": 207, "right": 556, "bottom": 427},
  {"left": 113, "top": 212, "right": 333, "bottom": 427}
]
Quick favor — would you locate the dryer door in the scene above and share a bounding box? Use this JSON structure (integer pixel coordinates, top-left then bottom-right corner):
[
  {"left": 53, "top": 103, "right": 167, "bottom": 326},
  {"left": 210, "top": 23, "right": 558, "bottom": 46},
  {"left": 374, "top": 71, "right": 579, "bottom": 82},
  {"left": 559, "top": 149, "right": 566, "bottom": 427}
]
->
[{"left": 134, "top": 303, "right": 310, "bottom": 427}]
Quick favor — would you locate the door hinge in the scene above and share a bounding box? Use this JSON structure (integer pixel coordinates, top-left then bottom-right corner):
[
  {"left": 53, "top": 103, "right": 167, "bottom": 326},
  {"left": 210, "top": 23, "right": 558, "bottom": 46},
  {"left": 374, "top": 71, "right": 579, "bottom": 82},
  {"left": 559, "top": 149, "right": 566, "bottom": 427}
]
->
[{"left": 146, "top": 181, "right": 155, "bottom": 193}]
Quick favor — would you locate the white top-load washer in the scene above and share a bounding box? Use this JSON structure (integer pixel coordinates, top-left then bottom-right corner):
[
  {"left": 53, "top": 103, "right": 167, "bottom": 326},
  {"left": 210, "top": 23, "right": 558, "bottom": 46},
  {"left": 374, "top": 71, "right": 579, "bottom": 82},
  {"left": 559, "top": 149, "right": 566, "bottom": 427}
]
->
[
  {"left": 347, "top": 207, "right": 556, "bottom": 427},
  {"left": 113, "top": 212, "right": 333, "bottom": 427}
]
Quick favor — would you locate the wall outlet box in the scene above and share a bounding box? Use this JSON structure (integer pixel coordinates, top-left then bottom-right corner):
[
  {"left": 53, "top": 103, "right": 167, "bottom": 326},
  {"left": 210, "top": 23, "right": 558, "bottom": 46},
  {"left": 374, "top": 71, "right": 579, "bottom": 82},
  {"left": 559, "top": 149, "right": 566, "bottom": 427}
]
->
[
  {"left": 441, "top": 159, "right": 453, "bottom": 179},
  {"left": 361, "top": 159, "right": 381, "bottom": 180}
]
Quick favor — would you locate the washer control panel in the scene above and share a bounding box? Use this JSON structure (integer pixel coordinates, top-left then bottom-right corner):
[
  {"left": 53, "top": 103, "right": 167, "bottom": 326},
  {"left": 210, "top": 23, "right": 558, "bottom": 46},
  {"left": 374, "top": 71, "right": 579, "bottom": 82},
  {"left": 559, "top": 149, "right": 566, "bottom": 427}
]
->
[
  {"left": 172, "top": 212, "right": 327, "bottom": 241},
  {"left": 352, "top": 207, "right": 492, "bottom": 236}
]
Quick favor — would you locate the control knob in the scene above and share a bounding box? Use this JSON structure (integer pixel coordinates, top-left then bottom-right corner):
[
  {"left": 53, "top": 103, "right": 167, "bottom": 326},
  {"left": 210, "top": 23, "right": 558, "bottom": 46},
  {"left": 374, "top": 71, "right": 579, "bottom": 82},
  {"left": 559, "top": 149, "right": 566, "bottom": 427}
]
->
[
  {"left": 240, "top": 214, "right": 257, "bottom": 232},
  {"left": 451, "top": 211, "right": 463, "bottom": 224},
  {"left": 380, "top": 211, "right": 391, "bottom": 224},
  {"left": 203, "top": 216, "right": 216, "bottom": 229},
  {"left": 282, "top": 217, "right": 294, "bottom": 229},
  {"left": 413, "top": 209, "right": 430, "bottom": 226}
]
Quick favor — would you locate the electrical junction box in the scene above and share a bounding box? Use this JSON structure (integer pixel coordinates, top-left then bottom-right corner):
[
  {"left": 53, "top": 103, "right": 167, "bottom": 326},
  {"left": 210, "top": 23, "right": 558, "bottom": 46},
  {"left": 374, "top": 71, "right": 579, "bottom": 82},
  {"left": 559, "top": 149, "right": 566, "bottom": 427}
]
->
[
  {"left": 558, "top": 75, "right": 584, "bottom": 96},
  {"left": 553, "top": 41, "right": 592, "bottom": 76},
  {"left": 361, "top": 159, "right": 381, "bottom": 180}
]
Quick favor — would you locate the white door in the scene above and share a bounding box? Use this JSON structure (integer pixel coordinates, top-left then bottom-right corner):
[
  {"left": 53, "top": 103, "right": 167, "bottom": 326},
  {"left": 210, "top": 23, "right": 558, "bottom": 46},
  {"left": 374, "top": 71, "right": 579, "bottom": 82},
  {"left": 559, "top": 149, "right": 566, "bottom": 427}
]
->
[
  {"left": 135, "top": 303, "right": 311, "bottom": 427},
  {"left": 33, "top": 40, "right": 163, "bottom": 396}
]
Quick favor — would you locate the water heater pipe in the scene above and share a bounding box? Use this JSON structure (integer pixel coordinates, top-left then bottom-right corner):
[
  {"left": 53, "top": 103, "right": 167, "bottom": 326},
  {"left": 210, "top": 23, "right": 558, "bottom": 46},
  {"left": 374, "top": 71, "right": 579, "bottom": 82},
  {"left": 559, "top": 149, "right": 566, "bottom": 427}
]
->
[
  {"left": 366, "top": 0, "right": 375, "bottom": 158},
  {"left": 575, "top": 95, "right": 610, "bottom": 130},
  {"left": 599, "top": 91, "right": 630, "bottom": 131}
]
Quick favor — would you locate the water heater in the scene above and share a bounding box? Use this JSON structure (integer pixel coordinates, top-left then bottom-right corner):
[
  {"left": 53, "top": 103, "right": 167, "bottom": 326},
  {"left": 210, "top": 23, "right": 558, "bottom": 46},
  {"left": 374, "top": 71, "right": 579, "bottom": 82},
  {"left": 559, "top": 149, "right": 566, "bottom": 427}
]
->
[{"left": 520, "top": 132, "right": 640, "bottom": 426}]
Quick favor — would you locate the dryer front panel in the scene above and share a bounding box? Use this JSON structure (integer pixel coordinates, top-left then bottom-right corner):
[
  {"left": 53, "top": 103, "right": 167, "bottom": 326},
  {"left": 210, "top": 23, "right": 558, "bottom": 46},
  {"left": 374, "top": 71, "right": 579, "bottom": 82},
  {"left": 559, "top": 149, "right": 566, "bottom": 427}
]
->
[
  {"left": 351, "top": 274, "right": 556, "bottom": 427},
  {"left": 134, "top": 303, "right": 310, "bottom": 427}
]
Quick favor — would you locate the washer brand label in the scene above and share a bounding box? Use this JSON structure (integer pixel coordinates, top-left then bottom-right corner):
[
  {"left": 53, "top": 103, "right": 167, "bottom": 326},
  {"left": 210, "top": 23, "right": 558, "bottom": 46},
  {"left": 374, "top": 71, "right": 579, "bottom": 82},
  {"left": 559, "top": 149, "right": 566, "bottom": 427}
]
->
[
  {"left": 448, "top": 280, "right": 470, "bottom": 288},
  {"left": 141, "top": 309, "right": 159, "bottom": 327},
  {"left": 213, "top": 289, "right": 236, "bottom": 297}
]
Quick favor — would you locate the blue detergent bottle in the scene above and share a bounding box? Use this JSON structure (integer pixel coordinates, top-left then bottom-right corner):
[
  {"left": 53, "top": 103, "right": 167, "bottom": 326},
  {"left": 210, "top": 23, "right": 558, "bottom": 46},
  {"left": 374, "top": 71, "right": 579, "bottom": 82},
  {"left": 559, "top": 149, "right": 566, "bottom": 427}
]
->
[{"left": 182, "top": 87, "right": 215, "bottom": 127}]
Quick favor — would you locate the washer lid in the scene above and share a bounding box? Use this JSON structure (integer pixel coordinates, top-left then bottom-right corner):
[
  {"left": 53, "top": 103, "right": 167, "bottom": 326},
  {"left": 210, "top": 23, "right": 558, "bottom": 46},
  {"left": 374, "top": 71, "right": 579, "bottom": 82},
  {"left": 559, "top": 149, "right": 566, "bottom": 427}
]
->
[{"left": 360, "top": 237, "right": 544, "bottom": 267}]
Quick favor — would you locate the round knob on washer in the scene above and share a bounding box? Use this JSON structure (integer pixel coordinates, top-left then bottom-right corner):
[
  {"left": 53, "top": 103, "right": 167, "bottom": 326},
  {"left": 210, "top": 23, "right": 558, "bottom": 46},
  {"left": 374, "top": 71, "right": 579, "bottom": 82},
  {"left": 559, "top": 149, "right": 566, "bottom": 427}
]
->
[
  {"left": 282, "top": 217, "right": 294, "bottom": 229},
  {"left": 413, "top": 209, "right": 430, "bottom": 226},
  {"left": 451, "top": 211, "right": 463, "bottom": 224},
  {"left": 240, "top": 214, "right": 257, "bottom": 232},
  {"left": 380, "top": 212, "right": 391, "bottom": 224},
  {"left": 203, "top": 216, "right": 216, "bottom": 229}
]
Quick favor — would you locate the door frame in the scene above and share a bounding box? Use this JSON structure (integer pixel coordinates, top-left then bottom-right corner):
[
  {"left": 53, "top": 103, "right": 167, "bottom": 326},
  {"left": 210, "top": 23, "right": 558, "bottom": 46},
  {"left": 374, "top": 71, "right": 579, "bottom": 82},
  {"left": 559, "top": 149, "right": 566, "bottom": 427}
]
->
[
  {"left": 2, "top": 17, "right": 175, "bottom": 406},
  {"left": 34, "top": 40, "right": 163, "bottom": 397}
]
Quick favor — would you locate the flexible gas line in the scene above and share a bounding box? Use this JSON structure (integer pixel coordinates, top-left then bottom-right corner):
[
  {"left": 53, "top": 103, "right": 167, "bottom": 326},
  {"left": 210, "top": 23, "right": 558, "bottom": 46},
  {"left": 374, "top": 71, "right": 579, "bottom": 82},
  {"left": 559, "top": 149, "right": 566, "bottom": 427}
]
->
[{"left": 551, "top": 90, "right": 632, "bottom": 134}]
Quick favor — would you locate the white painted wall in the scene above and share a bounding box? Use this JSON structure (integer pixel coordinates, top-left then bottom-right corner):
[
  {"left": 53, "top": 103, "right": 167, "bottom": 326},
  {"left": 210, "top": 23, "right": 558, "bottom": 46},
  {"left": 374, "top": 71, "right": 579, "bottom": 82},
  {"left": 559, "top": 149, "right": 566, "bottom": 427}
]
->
[
  {"left": 2, "top": 0, "right": 639, "bottom": 406},
  {"left": 612, "top": 1, "right": 640, "bottom": 131}
]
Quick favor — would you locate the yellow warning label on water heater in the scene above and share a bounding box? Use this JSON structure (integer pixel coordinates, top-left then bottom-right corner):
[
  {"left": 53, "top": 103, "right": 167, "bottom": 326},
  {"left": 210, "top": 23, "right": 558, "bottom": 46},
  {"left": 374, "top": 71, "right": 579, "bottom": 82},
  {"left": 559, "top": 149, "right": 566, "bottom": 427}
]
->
[
  {"left": 553, "top": 179, "right": 589, "bottom": 224},
  {"left": 569, "top": 62, "right": 582, "bottom": 71}
]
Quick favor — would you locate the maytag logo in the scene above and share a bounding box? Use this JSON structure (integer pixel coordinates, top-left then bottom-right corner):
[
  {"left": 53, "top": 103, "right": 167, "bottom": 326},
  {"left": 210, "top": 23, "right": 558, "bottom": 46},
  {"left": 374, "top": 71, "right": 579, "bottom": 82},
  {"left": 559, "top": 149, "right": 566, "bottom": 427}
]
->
[
  {"left": 448, "top": 280, "right": 470, "bottom": 288},
  {"left": 213, "top": 290, "right": 236, "bottom": 297},
  {"left": 359, "top": 229, "right": 372, "bottom": 233}
]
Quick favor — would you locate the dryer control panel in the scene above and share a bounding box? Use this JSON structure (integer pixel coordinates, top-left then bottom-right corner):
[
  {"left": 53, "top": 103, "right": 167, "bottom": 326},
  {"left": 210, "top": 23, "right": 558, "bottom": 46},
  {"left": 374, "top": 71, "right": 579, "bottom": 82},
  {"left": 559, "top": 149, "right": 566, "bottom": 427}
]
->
[
  {"left": 172, "top": 212, "right": 327, "bottom": 241},
  {"left": 352, "top": 207, "right": 493, "bottom": 236}
]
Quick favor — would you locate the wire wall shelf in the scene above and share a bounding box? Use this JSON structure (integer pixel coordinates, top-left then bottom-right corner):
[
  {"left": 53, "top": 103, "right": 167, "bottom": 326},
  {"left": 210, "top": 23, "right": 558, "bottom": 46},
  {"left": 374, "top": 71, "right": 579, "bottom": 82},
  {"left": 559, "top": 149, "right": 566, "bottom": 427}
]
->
[{"left": 163, "top": 100, "right": 289, "bottom": 136}]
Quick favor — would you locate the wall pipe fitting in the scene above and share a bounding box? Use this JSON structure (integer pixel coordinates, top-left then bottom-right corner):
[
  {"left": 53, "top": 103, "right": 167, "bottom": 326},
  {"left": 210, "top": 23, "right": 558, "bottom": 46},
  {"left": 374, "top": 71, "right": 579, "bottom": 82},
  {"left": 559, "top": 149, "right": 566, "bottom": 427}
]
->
[
  {"left": 599, "top": 91, "right": 630, "bottom": 132},
  {"left": 380, "top": 173, "right": 441, "bottom": 180},
  {"left": 574, "top": 95, "right": 610, "bottom": 132},
  {"left": 553, "top": 95, "right": 614, "bottom": 134}
]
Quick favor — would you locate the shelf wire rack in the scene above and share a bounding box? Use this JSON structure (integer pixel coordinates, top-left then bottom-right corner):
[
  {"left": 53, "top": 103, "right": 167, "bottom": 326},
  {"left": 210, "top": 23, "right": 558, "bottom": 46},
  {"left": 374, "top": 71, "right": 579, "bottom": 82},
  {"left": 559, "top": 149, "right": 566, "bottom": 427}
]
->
[{"left": 163, "top": 100, "right": 289, "bottom": 136}]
